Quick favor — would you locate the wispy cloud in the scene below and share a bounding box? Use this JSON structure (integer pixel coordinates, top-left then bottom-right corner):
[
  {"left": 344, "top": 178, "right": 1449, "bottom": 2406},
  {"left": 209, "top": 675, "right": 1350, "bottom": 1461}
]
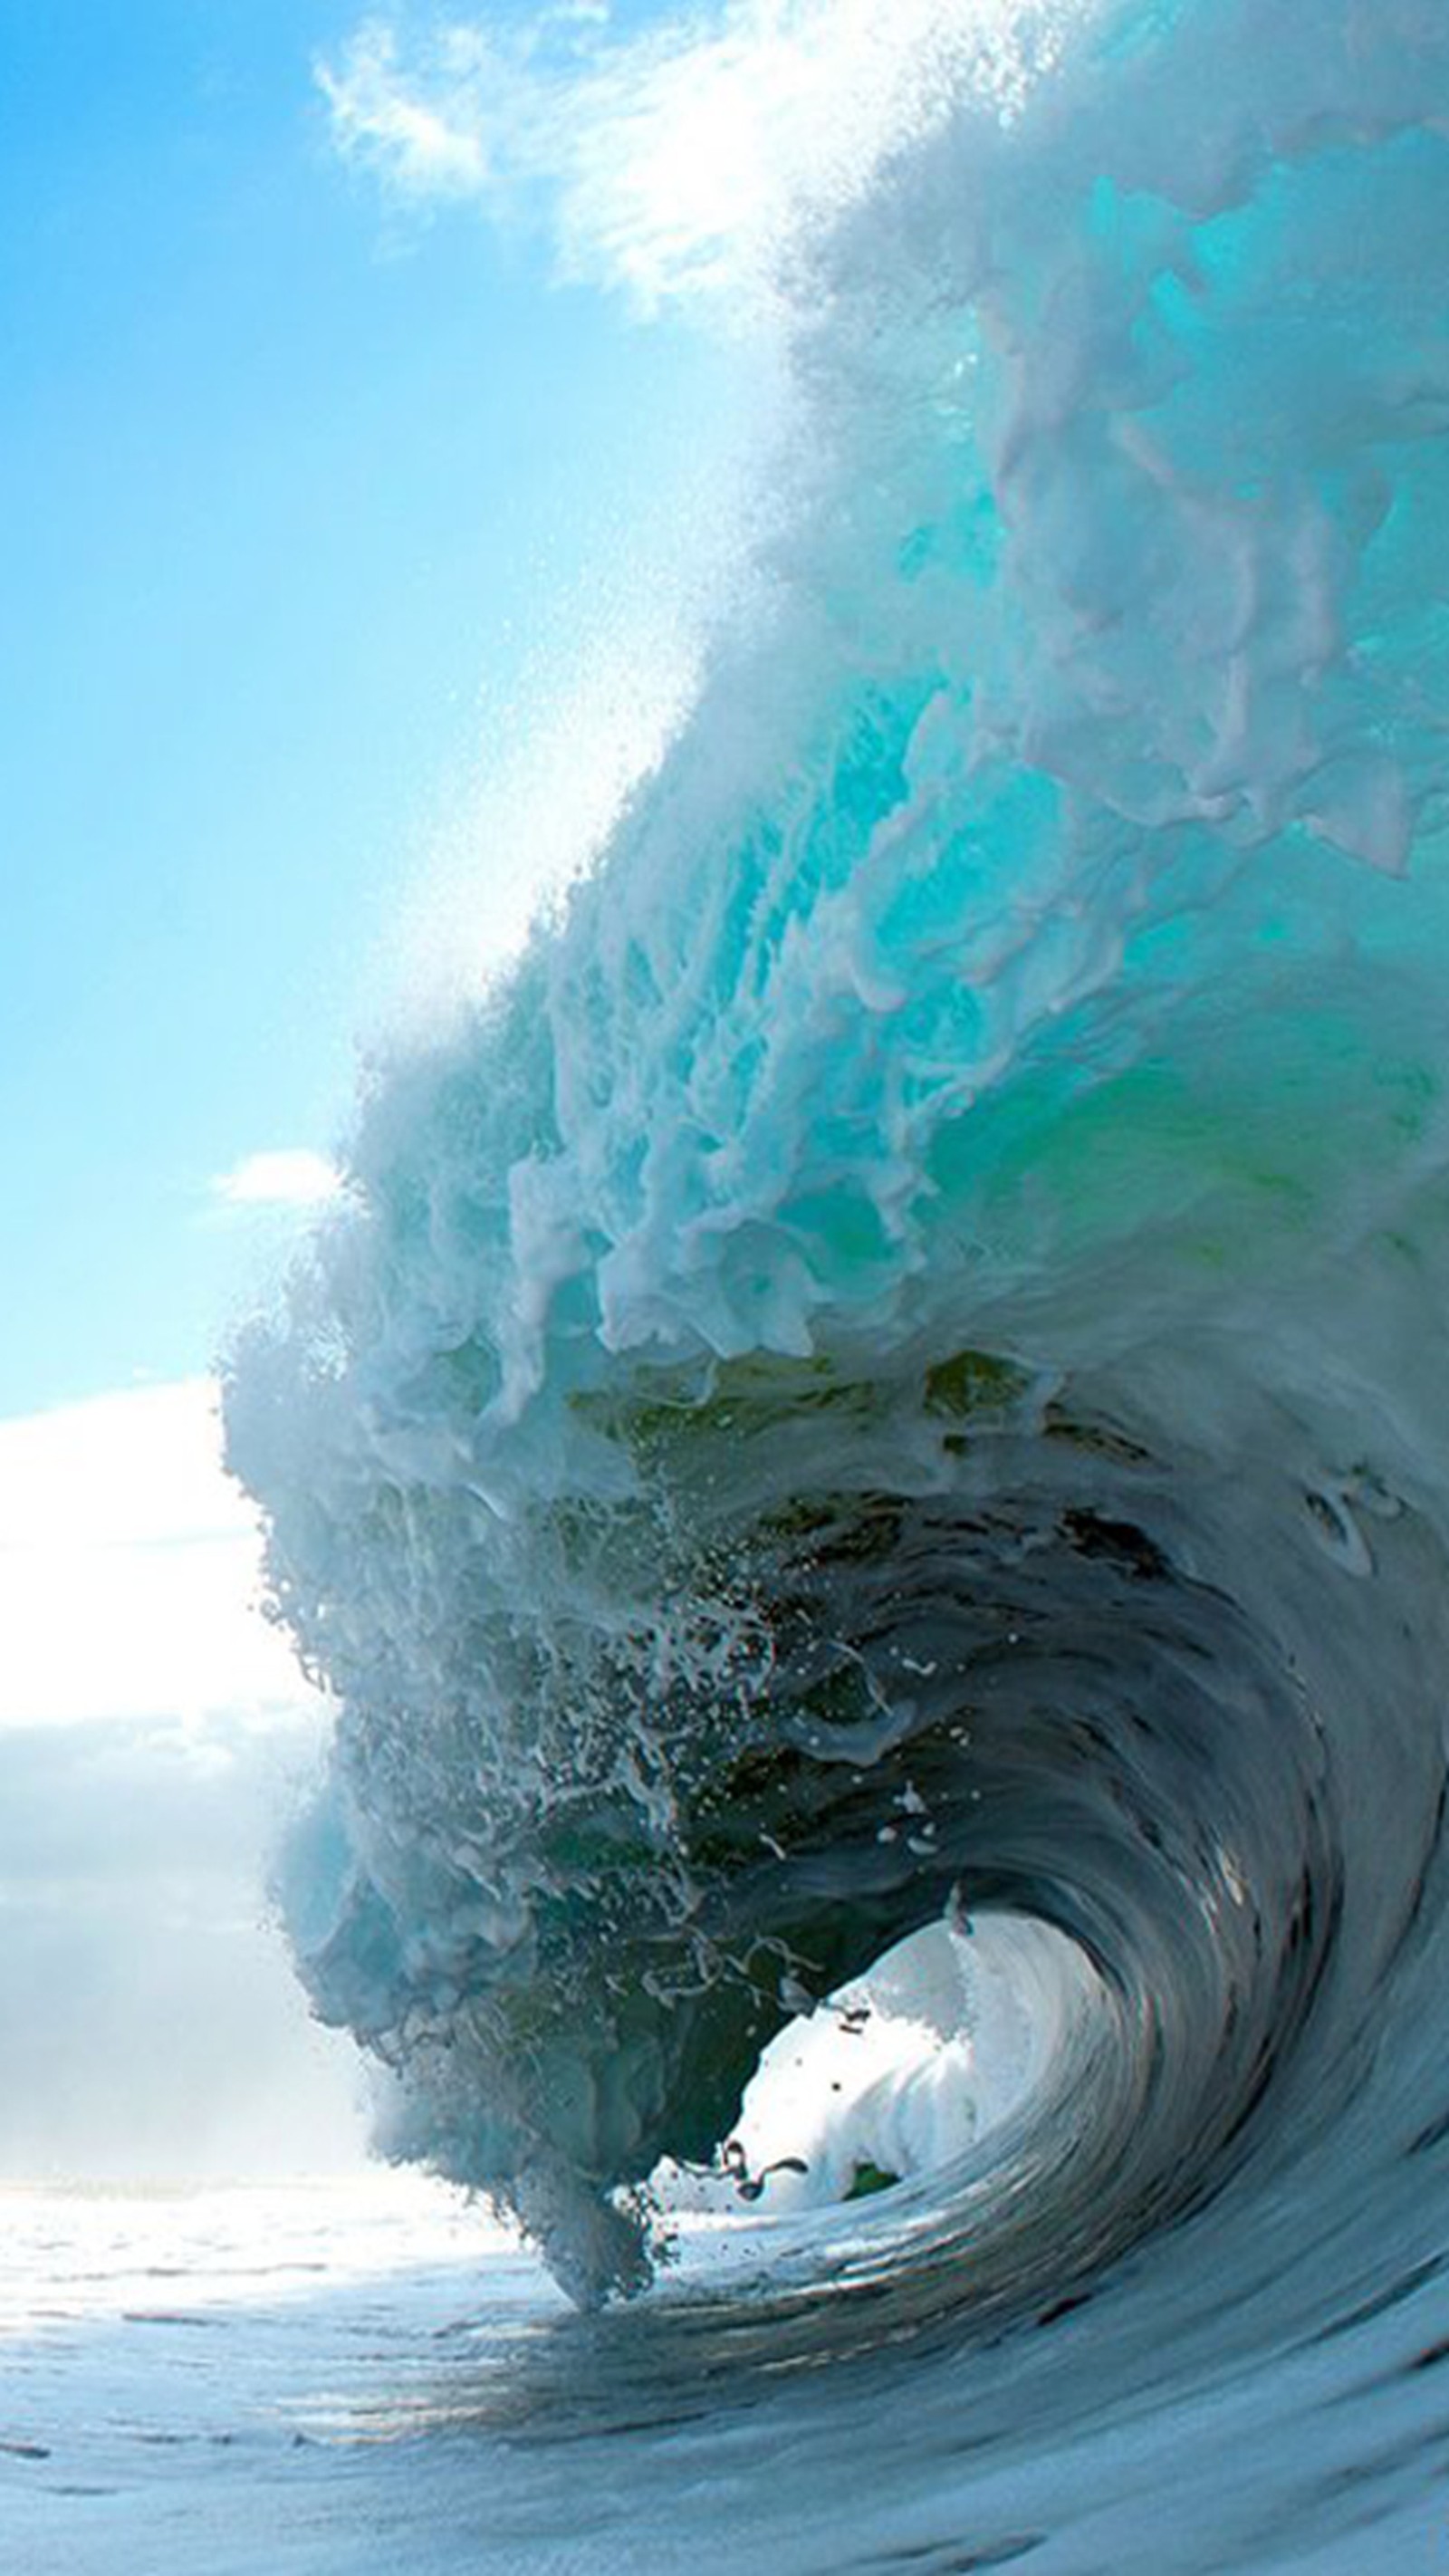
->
[
  {"left": 318, "top": 2, "right": 1068, "bottom": 314},
  {"left": 321, "top": 23, "right": 496, "bottom": 196},
  {"left": 211, "top": 1148, "right": 342, "bottom": 1210}
]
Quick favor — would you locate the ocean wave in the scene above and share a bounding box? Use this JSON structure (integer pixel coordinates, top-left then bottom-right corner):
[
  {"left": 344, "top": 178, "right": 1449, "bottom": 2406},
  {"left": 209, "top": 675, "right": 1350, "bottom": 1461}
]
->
[{"left": 225, "top": 0, "right": 1449, "bottom": 2540}]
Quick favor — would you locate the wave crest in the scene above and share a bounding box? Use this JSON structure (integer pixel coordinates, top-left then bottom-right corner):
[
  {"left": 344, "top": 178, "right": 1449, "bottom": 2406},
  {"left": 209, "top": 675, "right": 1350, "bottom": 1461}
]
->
[{"left": 227, "top": 0, "right": 1449, "bottom": 2367}]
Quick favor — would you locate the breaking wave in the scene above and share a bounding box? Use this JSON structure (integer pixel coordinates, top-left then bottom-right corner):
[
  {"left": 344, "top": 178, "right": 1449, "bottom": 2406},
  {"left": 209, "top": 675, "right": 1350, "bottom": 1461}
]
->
[{"left": 226, "top": 0, "right": 1449, "bottom": 2554}]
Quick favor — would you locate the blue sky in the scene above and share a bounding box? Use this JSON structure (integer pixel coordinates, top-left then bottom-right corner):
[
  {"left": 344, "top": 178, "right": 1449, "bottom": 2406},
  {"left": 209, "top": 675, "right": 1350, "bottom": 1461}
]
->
[{"left": 1, "top": 0, "right": 744, "bottom": 1418}]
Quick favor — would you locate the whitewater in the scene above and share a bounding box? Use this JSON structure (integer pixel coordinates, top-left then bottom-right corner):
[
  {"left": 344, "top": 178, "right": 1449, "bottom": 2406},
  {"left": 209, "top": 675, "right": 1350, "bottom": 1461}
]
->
[{"left": 17, "top": 0, "right": 1449, "bottom": 2566}]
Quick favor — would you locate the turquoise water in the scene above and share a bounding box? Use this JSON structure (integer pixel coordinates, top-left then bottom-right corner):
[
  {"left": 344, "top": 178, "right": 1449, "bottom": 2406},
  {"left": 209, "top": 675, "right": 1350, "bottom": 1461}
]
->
[{"left": 225, "top": 1, "right": 1449, "bottom": 2559}]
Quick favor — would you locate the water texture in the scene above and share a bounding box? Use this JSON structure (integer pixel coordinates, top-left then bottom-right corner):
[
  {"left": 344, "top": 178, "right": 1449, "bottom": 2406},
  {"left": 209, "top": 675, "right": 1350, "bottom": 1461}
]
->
[{"left": 225, "top": 1, "right": 1449, "bottom": 2559}]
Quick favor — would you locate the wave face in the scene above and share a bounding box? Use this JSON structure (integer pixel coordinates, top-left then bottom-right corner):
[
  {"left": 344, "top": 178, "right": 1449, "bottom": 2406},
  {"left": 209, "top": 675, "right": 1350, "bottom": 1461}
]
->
[{"left": 226, "top": 0, "right": 1449, "bottom": 2555}]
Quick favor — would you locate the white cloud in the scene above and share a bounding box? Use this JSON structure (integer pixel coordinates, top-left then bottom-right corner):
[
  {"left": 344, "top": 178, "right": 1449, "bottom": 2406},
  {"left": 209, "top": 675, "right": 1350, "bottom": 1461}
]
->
[
  {"left": 321, "top": 23, "right": 495, "bottom": 195},
  {"left": 318, "top": 0, "right": 1075, "bottom": 316},
  {"left": 211, "top": 1148, "right": 342, "bottom": 1210},
  {"left": 0, "top": 1379, "right": 312, "bottom": 1730}
]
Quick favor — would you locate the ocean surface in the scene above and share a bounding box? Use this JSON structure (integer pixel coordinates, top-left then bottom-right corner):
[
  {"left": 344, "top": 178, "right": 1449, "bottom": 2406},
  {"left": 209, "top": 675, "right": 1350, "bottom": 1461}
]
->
[{"left": 34, "top": 0, "right": 1449, "bottom": 2565}]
